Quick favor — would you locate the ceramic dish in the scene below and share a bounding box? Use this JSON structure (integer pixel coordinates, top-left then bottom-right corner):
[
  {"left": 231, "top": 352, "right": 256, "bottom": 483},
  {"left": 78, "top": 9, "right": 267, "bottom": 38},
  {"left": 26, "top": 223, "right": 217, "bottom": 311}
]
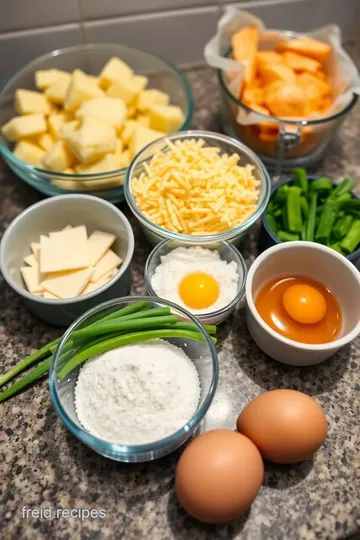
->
[
  {"left": 49, "top": 296, "right": 219, "bottom": 462},
  {"left": 260, "top": 176, "right": 360, "bottom": 266},
  {"left": 0, "top": 195, "right": 134, "bottom": 325},
  {"left": 125, "top": 130, "right": 271, "bottom": 246},
  {"left": 144, "top": 239, "right": 247, "bottom": 325},
  {"left": 0, "top": 44, "right": 193, "bottom": 203},
  {"left": 245, "top": 241, "right": 360, "bottom": 366}
]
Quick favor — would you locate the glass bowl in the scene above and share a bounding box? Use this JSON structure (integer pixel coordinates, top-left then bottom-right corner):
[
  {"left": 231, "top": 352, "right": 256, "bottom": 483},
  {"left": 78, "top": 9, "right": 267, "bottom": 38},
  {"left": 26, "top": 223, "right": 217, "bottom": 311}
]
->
[
  {"left": 260, "top": 177, "right": 360, "bottom": 267},
  {"left": 49, "top": 296, "right": 219, "bottom": 462},
  {"left": 144, "top": 240, "right": 247, "bottom": 325},
  {"left": 0, "top": 44, "right": 193, "bottom": 203},
  {"left": 124, "top": 129, "right": 271, "bottom": 246},
  {"left": 217, "top": 44, "right": 358, "bottom": 173}
]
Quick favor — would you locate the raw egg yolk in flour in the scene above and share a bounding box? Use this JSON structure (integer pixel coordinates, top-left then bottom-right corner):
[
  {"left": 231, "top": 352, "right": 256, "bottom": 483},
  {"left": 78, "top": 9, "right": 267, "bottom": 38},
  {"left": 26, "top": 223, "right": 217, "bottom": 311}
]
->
[
  {"left": 179, "top": 273, "right": 219, "bottom": 309},
  {"left": 255, "top": 275, "right": 341, "bottom": 344}
]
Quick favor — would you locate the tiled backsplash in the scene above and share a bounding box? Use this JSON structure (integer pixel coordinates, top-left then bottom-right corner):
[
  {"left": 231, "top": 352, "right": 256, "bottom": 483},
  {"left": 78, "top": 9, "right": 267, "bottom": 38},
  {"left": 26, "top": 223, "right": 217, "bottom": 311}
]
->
[{"left": 0, "top": 0, "right": 359, "bottom": 77}]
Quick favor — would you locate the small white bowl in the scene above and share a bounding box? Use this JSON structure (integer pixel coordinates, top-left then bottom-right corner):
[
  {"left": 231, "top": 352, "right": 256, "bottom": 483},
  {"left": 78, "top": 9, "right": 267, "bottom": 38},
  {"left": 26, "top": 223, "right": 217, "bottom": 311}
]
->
[{"left": 245, "top": 241, "right": 360, "bottom": 366}]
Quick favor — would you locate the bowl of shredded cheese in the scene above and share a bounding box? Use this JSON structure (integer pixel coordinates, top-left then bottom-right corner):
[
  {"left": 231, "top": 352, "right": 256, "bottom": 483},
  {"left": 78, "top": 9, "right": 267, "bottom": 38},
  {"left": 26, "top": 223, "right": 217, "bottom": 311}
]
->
[{"left": 125, "top": 130, "right": 271, "bottom": 246}]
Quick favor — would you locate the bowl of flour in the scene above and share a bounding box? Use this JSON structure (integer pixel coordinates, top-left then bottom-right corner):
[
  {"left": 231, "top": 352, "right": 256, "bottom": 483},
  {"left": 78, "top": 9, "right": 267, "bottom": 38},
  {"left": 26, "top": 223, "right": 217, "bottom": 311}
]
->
[
  {"left": 145, "top": 240, "right": 247, "bottom": 325},
  {"left": 49, "top": 296, "right": 219, "bottom": 462}
]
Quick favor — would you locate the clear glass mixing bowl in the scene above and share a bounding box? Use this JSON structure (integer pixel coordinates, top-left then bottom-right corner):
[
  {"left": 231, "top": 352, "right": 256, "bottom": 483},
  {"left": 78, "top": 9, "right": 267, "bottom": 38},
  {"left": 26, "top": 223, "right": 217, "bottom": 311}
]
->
[
  {"left": 49, "top": 296, "right": 218, "bottom": 462},
  {"left": 0, "top": 44, "right": 193, "bottom": 203},
  {"left": 125, "top": 130, "right": 271, "bottom": 246}
]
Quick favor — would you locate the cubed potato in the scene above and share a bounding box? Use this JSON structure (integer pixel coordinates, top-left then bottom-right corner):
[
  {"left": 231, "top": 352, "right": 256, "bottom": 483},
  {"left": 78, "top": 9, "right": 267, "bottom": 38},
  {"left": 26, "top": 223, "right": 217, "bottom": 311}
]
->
[
  {"left": 45, "top": 72, "right": 72, "bottom": 105},
  {"left": 2, "top": 114, "right": 46, "bottom": 142},
  {"left": 13, "top": 140, "right": 45, "bottom": 167},
  {"left": 118, "top": 149, "right": 131, "bottom": 169},
  {"left": 35, "top": 69, "right": 70, "bottom": 90},
  {"left": 76, "top": 97, "right": 126, "bottom": 131},
  {"left": 130, "top": 125, "right": 166, "bottom": 157},
  {"left": 51, "top": 178, "right": 83, "bottom": 190},
  {"left": 136, "top": 115, "right": 150, "bottom": 127},
  {"left": 37, "top": 132, "right": 54, "bottom": 151},
  {"left": 76, "top": 152, "right": 118, "bottom": 174},
  {"left": 64, "top": 71, "right": 105, "bottom": 112},
  {"left": 98, "top": 57, "right": 134, "bottom": 90},
  {"left": 42, "top": 140, "right": 75, "bottom": 172},
  {"left": 72, "top": 69, "right": 99, "bottom": 86},
  {"left": 136, "top": 89, "right": 170, "bottom": 113},
  {"left": 59, "top": 120, "right": 80, "bottom": 138},
  {"left": 126, "top": 105, "right": 137, "bottom": 119},
  {"left": 120, "top": 120, "right": 137, "bottom": 146},
  {"left": 106, "top": 77, "right": 141, "bottom": 105},
  {"left": 63, "top": 115, "right": 117, "bottom": 164},
  {"left": 15, "top": 89, "right": 52, "bottom": 116},
  {"left": 132, "top": 75, "right": 149, "bottom": 92},
  {"left": 149, "top": 105, "right": 184, "bottom": 133},
  {"left": 48, "top": 112, "right": 73, "bottom": 140}
]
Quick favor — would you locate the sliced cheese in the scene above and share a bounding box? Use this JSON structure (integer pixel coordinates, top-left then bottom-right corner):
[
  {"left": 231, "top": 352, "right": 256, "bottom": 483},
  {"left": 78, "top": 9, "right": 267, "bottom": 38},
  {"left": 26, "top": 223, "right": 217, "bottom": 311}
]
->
[
  {"left": 23, "top": 253, "right": 38, "bottom": 267},
  {"left": 20, "top": 265, "right": 44, "bottom": 293},
  {"left": 30, "top": 242, "right": 41, "bottom": 261},
  {"left": 91, "top": 249, "right": 122, "bottom": 283},
  {"left": 39, "top": 226, "right": 89, "bottom": 273},
  {"left": 81, "top": 271, "right": 114, "bottom": 295},
  {"left": 43, "top": 291, "right": 60, "bottom": 299},
  {"left": 88, "top": 230, "right": 116, "bottom": 266},
  {"left": 41, "top": 267, "right": 93, "bottom": 299}
]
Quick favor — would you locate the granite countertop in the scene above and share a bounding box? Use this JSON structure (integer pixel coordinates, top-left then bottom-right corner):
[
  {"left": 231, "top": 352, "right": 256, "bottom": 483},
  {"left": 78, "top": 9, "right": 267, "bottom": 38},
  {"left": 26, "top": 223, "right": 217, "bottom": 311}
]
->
[{"left": 1, "top": 61, "right": 360, "bottom": 540}]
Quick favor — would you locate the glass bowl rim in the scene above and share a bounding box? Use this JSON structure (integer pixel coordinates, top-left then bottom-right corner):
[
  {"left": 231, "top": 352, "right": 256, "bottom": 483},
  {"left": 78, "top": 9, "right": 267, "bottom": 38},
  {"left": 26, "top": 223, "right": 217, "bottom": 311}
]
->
[
  {"left": 124, "top": 129, "right": 272, "bottom": 243},
  {"left": 217, "top": 42, "right": 359, "bottom": 126},
  {"left": 261, "top": 176, "right": 360, "bottom": 261},
  {"left": 0, "top": 43, "right": 194, "bottom": 184},
  {"left": 49, "top": 295, "right": 219, "bottom": 456},
  {"left": 144, "top": 239, "right": 248, "bottom": 318}
]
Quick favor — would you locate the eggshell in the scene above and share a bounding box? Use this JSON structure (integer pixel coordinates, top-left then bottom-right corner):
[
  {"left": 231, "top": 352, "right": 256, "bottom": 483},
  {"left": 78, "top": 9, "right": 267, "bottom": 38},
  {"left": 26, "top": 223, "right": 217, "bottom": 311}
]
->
[
  {"left": 237, "top": 390, "right": 327, "bottom": 464},
  {"left": 175, "top": 429, "right": 264, "bottom": 523}
]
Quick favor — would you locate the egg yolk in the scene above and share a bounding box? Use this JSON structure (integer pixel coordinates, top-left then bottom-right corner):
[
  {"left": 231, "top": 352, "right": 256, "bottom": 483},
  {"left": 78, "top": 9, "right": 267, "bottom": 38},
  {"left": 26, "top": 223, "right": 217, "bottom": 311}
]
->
[
  {"left": 282, "top": 284, "right": 327, "bottom": 324},
  {"left": 179, "top": 272, "right": 219, "bottom": 309}
]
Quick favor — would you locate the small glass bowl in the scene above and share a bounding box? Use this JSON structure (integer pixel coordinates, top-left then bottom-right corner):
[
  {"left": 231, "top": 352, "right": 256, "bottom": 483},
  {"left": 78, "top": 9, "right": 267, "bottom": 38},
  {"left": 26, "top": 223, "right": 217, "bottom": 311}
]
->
[
  {"left": 144, "top": 240, "right": 247, "bottom": 325},
  {"left": 0, "top": 44, "right": 193, "bottom": 203},
  {"left": 125, "top": 129, "right": 271, "bottom": 246},
  {"left": 49, "top": 296, "right": 219, "bottom": 462}
]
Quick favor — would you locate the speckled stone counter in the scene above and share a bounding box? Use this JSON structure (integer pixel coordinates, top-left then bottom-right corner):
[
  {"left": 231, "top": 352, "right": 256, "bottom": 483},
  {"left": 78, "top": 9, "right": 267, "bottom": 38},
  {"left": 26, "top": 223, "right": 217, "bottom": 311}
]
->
[{"left": 1, "top": 61, "right": 360, "bottom": 540}]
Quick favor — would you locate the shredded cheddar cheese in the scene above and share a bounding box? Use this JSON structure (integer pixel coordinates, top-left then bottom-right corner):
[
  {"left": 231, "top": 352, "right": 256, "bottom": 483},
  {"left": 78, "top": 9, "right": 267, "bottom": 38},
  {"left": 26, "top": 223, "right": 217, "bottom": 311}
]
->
[{"left": 132, "top": 138, "right": 260, "bottom": 235}]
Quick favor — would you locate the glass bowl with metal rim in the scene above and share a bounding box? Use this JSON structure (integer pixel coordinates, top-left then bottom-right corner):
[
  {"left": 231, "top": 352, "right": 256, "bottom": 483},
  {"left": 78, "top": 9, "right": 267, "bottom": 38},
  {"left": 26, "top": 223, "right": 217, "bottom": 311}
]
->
[
  {"left": 0, "top": 44, "right": 193, "bottom": 204},
  {"left": 124, "top": 129, "right": 271, "bottom": 246},
  {"left": 217, "top": 40, "right": 358, "bottom": 173},
  {"left": 144, "top": 240, "right": 247, "bottom": 325},
  {"left": 49, "top": 296, "right": 219, "bottom": 462}
]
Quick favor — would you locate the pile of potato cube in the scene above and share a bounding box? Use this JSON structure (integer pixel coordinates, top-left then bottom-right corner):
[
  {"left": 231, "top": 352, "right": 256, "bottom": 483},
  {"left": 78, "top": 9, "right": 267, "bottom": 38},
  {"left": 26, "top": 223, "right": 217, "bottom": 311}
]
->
[{"left": 1, "top": 57, "right": 185, "bottom": 190}]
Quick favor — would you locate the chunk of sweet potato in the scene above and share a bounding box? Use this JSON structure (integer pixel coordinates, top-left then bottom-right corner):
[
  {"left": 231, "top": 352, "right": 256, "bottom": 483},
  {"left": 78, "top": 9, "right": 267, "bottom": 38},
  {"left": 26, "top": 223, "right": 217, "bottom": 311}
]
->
[
  {"left": 258, "top": 63, "right": 296, "bottom": 85},
  {"left": 232, "top": 26, "right": 259, "bottom": 84},
  {"left": 256, "top": 50, "right": 283, "bottom": 66},
  {"left": 282, "top": 51, "right": 322, "bottom": 73},
  {"left": 276, "top": 37, "right": 331, "bottom": 65},
  {"left": 264, "top": 81, "right": 306, "bottom": 117}
]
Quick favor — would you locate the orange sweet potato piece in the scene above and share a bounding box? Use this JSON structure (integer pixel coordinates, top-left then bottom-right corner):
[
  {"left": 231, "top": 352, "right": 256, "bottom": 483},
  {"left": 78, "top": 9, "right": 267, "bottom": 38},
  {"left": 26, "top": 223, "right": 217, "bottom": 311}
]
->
[
  {"left": 242, "top": 84, "right": 264, "bottom": 105},
  {"left": 250, "top": 103, "right": 270, "bottom": 115},
  {"left": 256, "top": 50, "right": 283, "bottom": 66},
  {"left": 297, "top": 72, "right": 331, "bottom": 99},
  {"left": 258, "top": 63, "right": 296, "bottom": 85},
  {"left": 232, "top": 26, "right": 259, "bottom": 84},
  {"left": 264, "top": 81, "right": 306, "bottom": 117},
  {"left": 276, "top": 37, "right": 331, "bottom": 65},
  {"left": 282, "top": 51, "right": 322, "bottom": 73}
]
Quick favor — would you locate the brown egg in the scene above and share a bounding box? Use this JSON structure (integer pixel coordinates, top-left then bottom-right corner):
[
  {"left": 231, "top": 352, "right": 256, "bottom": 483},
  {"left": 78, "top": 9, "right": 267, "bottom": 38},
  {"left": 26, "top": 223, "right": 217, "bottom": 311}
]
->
[
  {"left": 237, "top": 389, "right": 327, "bottom": 464},
  {"left": 175, "top": 429, "right": 264, "bottom": 523}
]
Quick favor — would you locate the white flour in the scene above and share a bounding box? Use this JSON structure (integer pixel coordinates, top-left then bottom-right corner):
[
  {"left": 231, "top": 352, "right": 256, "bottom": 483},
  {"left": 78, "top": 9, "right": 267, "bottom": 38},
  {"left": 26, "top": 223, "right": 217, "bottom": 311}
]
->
[
  {"left": 75, "top": 340, "right": 201, "bottom": 445},
  {"left": 151, "top": 246, "right": 240, "bottom": 314}
]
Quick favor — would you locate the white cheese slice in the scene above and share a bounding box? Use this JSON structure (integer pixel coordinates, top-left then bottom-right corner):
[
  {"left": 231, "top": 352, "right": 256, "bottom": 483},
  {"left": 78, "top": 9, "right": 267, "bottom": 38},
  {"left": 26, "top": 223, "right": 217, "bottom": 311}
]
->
[
  {"left": 21, "top": 266, "right": 44, "bottom": 293},
  {"left": 30, "top": 242, "right": 41, "bottom": 261},
  {"left": 91, "top": 250, "right": 122, "bottom": 283},
  {"left": 41, "top": 267, "right": 93, "bottom": 299},
  {"left": 49, "top": 224, "right": 73, "bottom": 238},
  {"left": 23, "top": 253, "right": 38, "bottom": 267},
  {"left": 40, "top": 226, "right": 89, "bottom": 273},
  {"left": 82, "top": 270, "right": 114, "bottom": 295},
  {"left": 43, "top": 291, "right": 59, "bottom": 299},
  {"left": 88, "top": 230, "right": 116, "bottom": 266}
]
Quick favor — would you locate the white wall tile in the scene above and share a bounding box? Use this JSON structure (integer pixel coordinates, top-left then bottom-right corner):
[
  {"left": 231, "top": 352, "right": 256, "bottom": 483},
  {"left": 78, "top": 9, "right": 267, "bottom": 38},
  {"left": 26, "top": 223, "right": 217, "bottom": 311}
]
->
[
  {"left": 80, "top": 0, "right": 215, "bottom": 19},
  {"left": 84, "top": 7, "right": 220, "bottom": 66},
  {"left": 0, "top": 0, "right": 81, "bottom": 33},
  {"left": 0, "top": 25, "right": 83, "bottom": 79},
  {"left": 226, "top": 0, "right": 360, "bottom": 39}
]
